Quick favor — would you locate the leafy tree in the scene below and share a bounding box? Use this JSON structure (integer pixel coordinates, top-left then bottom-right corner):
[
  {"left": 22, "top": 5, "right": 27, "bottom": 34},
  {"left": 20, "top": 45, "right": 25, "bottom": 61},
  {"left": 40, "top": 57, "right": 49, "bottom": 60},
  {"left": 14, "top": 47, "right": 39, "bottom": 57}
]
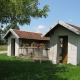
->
[
  {"left": 0, "top": 23, "right": 20, "bottom": 45},
  {"left": 3, "top": 23, "right": 20, "bottom": 34},
  {"left": 0, "top": 0, "right": 49, "bottom": 25}
]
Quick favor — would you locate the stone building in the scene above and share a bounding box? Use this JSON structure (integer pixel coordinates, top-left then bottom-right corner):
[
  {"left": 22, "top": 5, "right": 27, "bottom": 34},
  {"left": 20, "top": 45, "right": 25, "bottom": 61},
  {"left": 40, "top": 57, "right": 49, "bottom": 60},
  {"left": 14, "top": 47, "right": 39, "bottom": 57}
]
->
[
  {"left": 4, "top": 29, "right": 50, "bottom": 57},
  {"left": 42, "top": 20, "right": 80, "bottom": 65}
]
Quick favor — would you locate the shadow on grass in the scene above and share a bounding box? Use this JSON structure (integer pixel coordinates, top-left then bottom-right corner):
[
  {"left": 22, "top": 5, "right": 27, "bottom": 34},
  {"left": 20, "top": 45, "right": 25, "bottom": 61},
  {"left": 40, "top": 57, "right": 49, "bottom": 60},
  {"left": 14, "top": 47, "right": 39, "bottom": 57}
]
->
[{"left": 0, "top": 55, "right": 68, "bottom": 80}]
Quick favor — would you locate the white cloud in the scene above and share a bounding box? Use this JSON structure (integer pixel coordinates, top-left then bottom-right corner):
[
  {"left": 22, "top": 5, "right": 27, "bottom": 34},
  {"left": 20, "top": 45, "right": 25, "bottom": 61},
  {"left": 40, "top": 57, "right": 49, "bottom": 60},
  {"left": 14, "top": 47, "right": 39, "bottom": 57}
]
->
[
  {"left": 35, "top": 30, "right": 41, "bottom": 33},
  {"left": 37, "top": 25, "right": 45, "bottom": 30},
  {"left": 34, "top": 25, "right": 45, "bottom": 33},
  {"left": 69, "top": 19, "right": 72, "bottom": 22}
]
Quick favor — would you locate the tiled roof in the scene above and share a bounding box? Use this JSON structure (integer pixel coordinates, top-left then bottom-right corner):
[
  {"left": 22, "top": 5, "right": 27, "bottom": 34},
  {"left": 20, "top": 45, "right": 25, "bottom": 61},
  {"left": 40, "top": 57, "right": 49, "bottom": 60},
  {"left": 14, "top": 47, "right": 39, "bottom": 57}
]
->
[
  {"left": 66, "top": 23, "right": 80, "bottom": 31},
  {"left": 42, "top": 20, "right": 80, "bottom": 37},
  {"left": 13, "top": 29, "right": 50, "bottom": 40}
]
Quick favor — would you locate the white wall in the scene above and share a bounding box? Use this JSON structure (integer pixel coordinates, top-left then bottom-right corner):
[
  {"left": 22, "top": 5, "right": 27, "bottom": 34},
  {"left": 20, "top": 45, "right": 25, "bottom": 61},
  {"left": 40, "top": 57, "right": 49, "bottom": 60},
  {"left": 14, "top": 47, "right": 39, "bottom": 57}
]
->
[
  {"left": 8, "top": 37, "right": 11, "bottom": 56},
  {"left": 77, "top": 36, "right": 80, "bottom": 64},
  {"left": 15, "top": 38, "right": 19, "bottom": 56},
  {"left": 68, "top": 35, "right": 78, "bottom": 65},
  {"left": 7, "top": 34, "right": 19, "bottom": 56},
  {"left": 49, "top": 25, "right": 78, "bottom": 65},
  {"left": 48, "top": 35, "right": 58, "bottom": 64}
]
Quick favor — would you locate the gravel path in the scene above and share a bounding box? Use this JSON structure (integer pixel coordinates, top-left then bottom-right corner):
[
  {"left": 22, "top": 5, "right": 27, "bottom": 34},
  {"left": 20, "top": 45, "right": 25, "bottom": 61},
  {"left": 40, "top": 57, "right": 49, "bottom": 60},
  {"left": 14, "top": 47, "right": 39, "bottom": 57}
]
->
[{"left": 0, "top": 51, "right": 7, "bottom": 54}]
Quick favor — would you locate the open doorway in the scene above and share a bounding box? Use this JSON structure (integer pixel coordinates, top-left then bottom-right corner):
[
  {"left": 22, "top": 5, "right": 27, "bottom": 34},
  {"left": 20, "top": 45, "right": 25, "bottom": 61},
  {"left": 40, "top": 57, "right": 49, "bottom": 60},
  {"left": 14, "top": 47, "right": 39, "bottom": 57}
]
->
[
  {"left": 59, "top": 36, "right": 68, "bottom": 64},
  {"left": 11, "top": 38, "right": 15, "bottom": 56}
]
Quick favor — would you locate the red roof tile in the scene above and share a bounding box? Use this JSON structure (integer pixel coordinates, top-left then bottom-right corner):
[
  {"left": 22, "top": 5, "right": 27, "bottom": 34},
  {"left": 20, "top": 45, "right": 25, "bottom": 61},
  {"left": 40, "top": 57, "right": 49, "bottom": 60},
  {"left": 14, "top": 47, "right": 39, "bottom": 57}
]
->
[
  {"left": 66, "top": 23, "right": 80, "bottom": 31},
  {"left": 13, "top": 29, "right": 50, "bottom": 40}
]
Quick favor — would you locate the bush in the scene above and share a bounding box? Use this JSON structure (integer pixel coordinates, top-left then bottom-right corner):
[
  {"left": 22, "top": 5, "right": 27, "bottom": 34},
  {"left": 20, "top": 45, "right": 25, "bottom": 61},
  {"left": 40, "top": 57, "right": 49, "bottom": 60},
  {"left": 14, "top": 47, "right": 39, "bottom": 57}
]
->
[
  {"left": 39, "top": 43, "right": 46, "bottom": 48},
  {"left": 0, "top": 39, "right": 7, "bottom": 45},
  {"left": 22, "top": 43, "right": 29, "bottom": 47},
  {"left": 31, "top": 42, "right": 36, "bottom": 47}
]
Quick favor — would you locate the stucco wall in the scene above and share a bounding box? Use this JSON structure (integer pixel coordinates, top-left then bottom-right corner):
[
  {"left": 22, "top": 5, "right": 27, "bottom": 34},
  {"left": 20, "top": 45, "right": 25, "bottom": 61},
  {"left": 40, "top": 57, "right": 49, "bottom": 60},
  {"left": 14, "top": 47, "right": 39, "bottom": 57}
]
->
[
  {"left": 15, "top": 38, "right": 19, "bottom": 56},
  {"left": 8, "top": 34, "right": 19, "bottom": 56},
  {"left": 8, "top": 37, "right": 11, "bottom": 56},
  {"left": 77, "top": 36, "right": 80, "bottom": 64},
  {"left": 48, "top": 35, "right": 58, "bottom": 64},
  {"left": 49, "top": 25, "right": 78, "bottom": 65}
]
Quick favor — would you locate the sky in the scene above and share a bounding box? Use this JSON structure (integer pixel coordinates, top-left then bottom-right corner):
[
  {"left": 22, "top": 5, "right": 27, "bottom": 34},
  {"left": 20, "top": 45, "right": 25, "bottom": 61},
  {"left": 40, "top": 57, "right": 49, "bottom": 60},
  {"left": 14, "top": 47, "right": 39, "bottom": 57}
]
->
[{"left": 3, "top": 0, "right": 80, "bottom": 34}]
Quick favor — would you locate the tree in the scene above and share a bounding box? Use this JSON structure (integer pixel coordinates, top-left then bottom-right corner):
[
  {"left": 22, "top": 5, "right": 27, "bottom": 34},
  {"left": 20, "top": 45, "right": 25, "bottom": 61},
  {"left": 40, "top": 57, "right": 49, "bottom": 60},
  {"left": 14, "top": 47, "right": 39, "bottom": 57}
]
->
[
  {"left": 3, "top": 23, "right": 20, "bottom": 34},
  {"left": 0, "top": 23, "right": 20, "bottom": 45},
  {"left": 0, "top": 0, "right": 49, "bottom": 25}
]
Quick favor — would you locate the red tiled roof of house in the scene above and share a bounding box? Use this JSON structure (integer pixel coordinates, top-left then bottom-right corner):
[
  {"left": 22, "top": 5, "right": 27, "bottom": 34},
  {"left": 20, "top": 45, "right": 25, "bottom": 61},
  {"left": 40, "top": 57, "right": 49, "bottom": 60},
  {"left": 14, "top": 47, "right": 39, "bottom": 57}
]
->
[
  {"left": 13, "top": 29, "right": 50, "bottom": 40},
  {"left": 42, "top": 20, "right": 80, "bottom": 37},
  {"left": 66, "top": 23, "right": 80, "bottom": 31}
]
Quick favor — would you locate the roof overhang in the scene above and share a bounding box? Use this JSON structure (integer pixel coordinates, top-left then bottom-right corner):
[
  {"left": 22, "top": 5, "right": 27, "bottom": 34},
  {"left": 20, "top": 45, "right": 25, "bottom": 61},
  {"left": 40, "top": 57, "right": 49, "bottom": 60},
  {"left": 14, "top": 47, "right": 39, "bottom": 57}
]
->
[
  {"left": 3, "top": 29, "right": 19, "bottom": 39},
  {"left": 42, "top": 20, "right": 80, "bottom": 37}
]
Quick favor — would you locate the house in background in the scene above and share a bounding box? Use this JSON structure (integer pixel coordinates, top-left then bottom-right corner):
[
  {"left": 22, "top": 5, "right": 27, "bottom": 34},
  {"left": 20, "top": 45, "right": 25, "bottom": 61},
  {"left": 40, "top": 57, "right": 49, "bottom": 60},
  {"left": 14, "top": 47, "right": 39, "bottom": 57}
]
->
[
  {"left": 42, "top": 20, "right": 80, "bottom": 65},
  {"left": 4, "top": 29, "right": 50, "bottom": 57}
]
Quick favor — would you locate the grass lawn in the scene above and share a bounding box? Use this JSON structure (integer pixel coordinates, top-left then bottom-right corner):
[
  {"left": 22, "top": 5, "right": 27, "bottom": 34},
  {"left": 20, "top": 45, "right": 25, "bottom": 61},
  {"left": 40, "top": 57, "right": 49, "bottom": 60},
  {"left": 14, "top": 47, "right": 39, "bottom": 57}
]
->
[
  {"left": 0, "top": 54, "right": 80, "bottom": 80},
  {"left": 0, "top": 45, "right": 7, "bottom": 51}
]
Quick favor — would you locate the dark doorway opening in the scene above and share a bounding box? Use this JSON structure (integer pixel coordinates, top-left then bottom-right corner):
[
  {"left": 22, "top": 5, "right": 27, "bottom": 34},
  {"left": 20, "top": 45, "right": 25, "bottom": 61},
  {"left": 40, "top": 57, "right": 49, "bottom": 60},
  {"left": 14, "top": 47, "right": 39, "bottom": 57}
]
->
[
  {"left": 59, "top": 36, "right": 68, "bottom": 64},
  {"left": 11, "top": 38, "right": 15, "bottom": 56}
]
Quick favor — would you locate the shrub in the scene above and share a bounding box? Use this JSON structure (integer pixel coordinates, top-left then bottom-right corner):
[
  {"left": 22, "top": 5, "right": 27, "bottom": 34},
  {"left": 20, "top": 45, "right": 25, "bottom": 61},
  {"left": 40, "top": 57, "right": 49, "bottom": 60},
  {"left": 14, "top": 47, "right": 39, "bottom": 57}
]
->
[
  {"left": 39, "top": 43, "right": 46, "bottom": 48},
  {"left": 31, "top": 42, "right": 36, "bottom": 47},
  {"left": 22, "top": 43, "right": 29, "bottom": 47}
]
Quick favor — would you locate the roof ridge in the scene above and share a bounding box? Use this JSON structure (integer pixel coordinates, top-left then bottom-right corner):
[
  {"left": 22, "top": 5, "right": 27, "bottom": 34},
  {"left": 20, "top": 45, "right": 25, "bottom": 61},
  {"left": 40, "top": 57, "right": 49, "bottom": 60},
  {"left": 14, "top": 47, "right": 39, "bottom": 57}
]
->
[
  {"left": 58, "top": 20, "right": 80, "bottom": 28},
  {"left": 42, "top": 20, "right": 80, "bottom": 37},
  {"left": 13, "top": 29, "right": 42, "bottom": 34},
  {"left": 66, "top": 23, "right": 80, "bottom": 28}
]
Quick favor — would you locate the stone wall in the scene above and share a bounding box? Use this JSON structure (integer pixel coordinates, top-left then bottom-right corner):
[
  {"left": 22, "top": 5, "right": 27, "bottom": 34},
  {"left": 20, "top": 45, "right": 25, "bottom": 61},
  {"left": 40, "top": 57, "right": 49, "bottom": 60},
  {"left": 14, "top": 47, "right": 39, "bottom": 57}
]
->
[
  {"left": 19, "top": 47, "right": 49, "bottom": 58},
  {"left": 49, "top": 25, "right": 78, "bottom": 65},
  {"left": 8, "top": 34, "right": 15, "bottom": 56},
  {"left": 7, "top": 34, "right": 19, "bottom": 56}
]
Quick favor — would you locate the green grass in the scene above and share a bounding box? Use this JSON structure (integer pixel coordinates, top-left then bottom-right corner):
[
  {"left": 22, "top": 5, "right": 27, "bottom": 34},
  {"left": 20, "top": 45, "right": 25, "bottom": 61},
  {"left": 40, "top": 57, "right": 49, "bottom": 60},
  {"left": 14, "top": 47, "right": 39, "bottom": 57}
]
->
[
  {"left": 0, "top": 54, "right": 80, "bottom": 80},
  {"left": 0, "top": 45, "right": 7, "bottom": 51}
]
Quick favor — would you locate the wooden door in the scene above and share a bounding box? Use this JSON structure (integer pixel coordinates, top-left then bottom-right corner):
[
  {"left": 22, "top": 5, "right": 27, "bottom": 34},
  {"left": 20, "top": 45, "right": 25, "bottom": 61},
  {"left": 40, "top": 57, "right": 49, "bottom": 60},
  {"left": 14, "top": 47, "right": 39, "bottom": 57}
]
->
[
  {"left": 11, "top": 38, "right": 15, "bottom": 56},
  {"left": 62, "top": 36, "right": 68, "bottom": 63}
]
